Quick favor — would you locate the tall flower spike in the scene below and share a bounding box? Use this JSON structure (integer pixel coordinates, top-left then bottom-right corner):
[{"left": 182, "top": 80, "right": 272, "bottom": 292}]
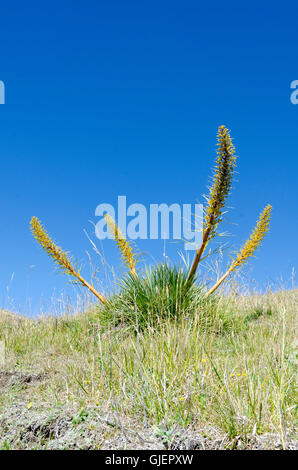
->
[
  {"left": 30, "top": 217, "right": 106, "bottom": 304},
  {"left": 206, "top": 205, "right": 272, "bottom": 297},
  {"left": 187, "top": 125, "right": 237, "bottom": 283},
  {"left": 104, "top": 213, "right": 137, "bottom": 277}
]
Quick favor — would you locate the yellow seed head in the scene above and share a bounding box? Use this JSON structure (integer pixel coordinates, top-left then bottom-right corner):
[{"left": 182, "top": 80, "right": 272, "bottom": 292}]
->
[
  {"left": 30, "top": 216, "right": 79, "bottom": 277},
  {"left": 30, "top": 216, "right": 106, "bottom": 304},
  {"left": 204, "top": 125, "right": 237, "bottom": 239},
  {"left": 104, "top": 214, "right": 137, "bottom": 276},
  {"left": 206, "top": 204, "right": 272, "bottom": 297},
  {"left": 231, "top": 204, "right": 272, "bottom": 269}
]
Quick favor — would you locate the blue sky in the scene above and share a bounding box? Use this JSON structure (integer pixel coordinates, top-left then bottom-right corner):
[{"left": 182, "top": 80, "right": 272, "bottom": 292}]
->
[{"left": 0, "top": 1, "right": 297, "bottom": 316}]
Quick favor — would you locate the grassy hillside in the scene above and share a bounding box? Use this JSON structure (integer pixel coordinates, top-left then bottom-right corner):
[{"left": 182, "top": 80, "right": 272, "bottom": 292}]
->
[{"left": 0, "top": 290, "right": 297, "bottom": 450}]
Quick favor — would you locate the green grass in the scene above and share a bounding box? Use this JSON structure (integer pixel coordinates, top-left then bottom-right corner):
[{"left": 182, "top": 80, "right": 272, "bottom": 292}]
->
[
  {"left": 99, "top": 264, "right": 228, "bottom": 332},
  {"left": 0, "top": 288, "right": 297, "bottom": 449}
]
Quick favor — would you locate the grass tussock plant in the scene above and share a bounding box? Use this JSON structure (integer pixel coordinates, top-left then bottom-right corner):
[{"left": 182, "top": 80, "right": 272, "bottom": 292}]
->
[
  {"left": 30, "top": 125, "right": 272, "bottom": 329},
  {"left": 99, "top": 264, "right": 234, "bottom": 333}
]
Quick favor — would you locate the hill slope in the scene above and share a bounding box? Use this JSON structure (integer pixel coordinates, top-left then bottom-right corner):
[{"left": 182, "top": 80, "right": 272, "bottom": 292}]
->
[{"left": 0, "top": 290, "right": 297, "bottom": 450}]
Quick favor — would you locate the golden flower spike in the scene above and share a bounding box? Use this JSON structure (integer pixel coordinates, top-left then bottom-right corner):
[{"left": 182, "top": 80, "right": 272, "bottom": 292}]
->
[
  {"left": 104, "top": 213, "right": 137, "bottom": 277},
  {"left": 187, "top": 125, "right": 237, "bottom": 283},
  {"left": 206, "top": 205, "right": 272, "bottom": 297},
  {"left": 30, "top": 217, "right": 106, "bottom": 304}
]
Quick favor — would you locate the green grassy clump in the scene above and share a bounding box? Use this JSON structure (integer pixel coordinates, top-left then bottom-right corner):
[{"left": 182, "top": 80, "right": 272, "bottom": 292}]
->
[{"left": 98, "top": 264, "right": 231, "bottom": 333}]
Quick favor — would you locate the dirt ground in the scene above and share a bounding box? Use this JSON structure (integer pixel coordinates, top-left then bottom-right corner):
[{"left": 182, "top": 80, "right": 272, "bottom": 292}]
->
[{"left": 0, "top": 369, "right": 296, "bottom": 450}]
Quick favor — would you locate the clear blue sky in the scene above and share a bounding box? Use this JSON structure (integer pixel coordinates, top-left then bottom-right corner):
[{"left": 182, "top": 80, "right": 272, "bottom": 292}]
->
[{"left": 0, "top": 1, "right": 297, "bottom": 316}]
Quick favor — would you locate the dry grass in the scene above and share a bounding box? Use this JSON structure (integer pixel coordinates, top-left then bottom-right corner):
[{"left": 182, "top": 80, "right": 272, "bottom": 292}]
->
[{"left": 0, "top": 289, "right": 297, "bottom": 450}]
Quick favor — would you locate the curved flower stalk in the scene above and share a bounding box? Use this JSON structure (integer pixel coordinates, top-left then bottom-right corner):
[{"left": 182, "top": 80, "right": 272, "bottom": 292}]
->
[
  {"left": 187, "top": 125, "right": 237, "bottom": 284},
  {"left": 30, "top": 217, "right": 106, "bottom": 304},
  {"left": 206, "top": 205, "right": 272, "bottom": 297},
  {"left": 104, "top": 213, "right": 137, "bottom": 278}
]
